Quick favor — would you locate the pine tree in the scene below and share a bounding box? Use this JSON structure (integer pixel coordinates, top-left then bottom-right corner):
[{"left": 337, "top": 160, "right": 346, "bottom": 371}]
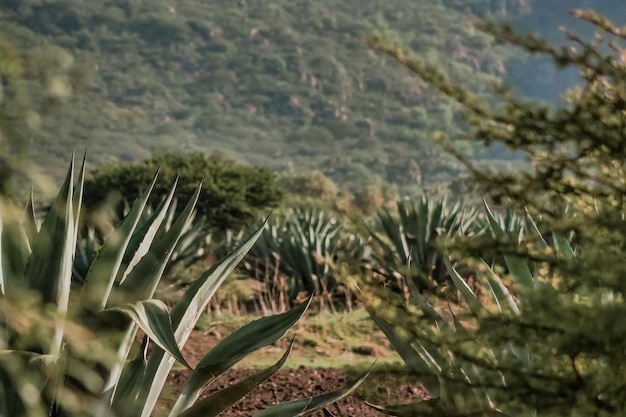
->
[{"left": 364, "top": 9, "right": 626, "bottom": 416}]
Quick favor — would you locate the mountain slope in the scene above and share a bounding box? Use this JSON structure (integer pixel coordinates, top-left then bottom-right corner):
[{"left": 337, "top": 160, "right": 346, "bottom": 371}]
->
[{"left": 2, "top": 0, "right": 613, "bottom": 192}]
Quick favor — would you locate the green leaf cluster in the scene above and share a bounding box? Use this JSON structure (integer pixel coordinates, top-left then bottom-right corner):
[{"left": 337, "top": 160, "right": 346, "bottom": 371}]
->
[
  {"left": 84, "top": 151, "right": 285, "bottom": 232},
  {"left": 214, "top": 206, "right": 371, "bottom": 310}
]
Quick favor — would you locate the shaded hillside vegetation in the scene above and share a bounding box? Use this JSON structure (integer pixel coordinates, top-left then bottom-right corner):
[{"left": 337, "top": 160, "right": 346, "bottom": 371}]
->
[{"left": 0, "top": 0, "right": 618, "bottom": 193}]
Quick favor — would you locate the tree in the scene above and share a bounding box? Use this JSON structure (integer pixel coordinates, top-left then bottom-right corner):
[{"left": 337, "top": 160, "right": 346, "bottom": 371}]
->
[
  {"left": 84, "top": 152, "right": 285, "bottom": 232},
  {"left": 362, "top": 8, "right": 626, "bottom": 416}
]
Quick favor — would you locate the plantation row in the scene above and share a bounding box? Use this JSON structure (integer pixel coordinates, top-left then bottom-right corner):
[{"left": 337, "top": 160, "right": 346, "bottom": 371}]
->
[{"left": 75, "top": 186, "right": 547, "bottom": 314}]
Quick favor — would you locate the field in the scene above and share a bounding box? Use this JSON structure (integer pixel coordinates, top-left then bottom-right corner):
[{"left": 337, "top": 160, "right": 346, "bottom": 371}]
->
[
  {"left": 2, "top": 3, "right": 626, "bottom": 414},
  {"left": 164, "top": 309, "right": 425, "bottom": 416}
]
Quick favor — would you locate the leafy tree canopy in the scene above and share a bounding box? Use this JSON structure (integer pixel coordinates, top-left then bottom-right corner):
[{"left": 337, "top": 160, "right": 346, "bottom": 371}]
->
[{"left": 84, "top": 152, "right": 285, "bottom": 231}]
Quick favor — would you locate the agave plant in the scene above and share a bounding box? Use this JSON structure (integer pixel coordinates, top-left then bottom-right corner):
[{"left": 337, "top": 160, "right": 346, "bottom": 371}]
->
[
  {"left": 477, "top": 206, "right": 528, "bottom": 243},
  {"left": 0, "top": 155, "right": 366, "bottom": 417},
  {"left": 360, "top": 202, "right": 587, "bottom": 416},
  {"left": 214, "top": 207, "right": 352, "bottom": 308},
  {"left": 125, "top": 198, "right": 210, "bottom": 274},
  {"left": 368, "top": 196, "right": 479, "bottom": 292}
]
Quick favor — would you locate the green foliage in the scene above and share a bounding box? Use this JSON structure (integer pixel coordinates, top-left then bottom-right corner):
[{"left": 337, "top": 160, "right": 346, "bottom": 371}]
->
[
  {"left": 0, "top": 155, "right": 360, "bottom": 417},
  {"left": 281, "top": 170, "right": 340, "bottom": 203},
  {"left": 84, "top": 152, "right": 285, "bottom": 232},
  {"left": 363, "top": 8, "right": 626, "bottom": 416},
  {"left": 214, "top": 206, "right": 371, "bottom": 310},
  {"left": 369, "top": 196, "right": 479, "bottom": 291},
  {"left": 74, "top": 199, "right": 209, "bottom": 284},
  {"left": 360, "top": 205, "right": 582, "bottom": 416},
  {"left": 0, "top": 0, "right": 540, "bottom": 193}
]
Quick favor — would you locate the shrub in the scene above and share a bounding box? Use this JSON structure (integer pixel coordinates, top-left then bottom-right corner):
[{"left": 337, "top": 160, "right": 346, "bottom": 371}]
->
[
  {"left": 83, "top": 152, "right": 285, "bottom": 232},
  {"left": 361, "top": 204, "right": 583, "bottom": 416}
]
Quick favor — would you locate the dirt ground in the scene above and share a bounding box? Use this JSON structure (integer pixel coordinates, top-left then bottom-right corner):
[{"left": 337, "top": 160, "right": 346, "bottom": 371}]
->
[
  {"left": 165, "top": 318, "right": 428, "bottom": 416},
  {"left": 170, "top": 366, "right": 427, "bottom": 416}
]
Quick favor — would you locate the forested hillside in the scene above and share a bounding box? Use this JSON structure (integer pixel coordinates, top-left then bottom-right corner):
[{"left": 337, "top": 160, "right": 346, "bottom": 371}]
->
[{"left": 1, "top": 0, "right": 620, "bottom": 193}]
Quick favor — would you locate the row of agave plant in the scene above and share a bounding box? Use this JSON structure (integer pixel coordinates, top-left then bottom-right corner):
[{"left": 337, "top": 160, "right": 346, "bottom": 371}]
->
[
  {"left": 73, "top": 185, "right": 541, "bottom": 315},
  {"left": 197, "top": 196, "right": 540, "bottom": 314},
  {"left": 0, "top": 156, "right": 367, "bottom": 417}
]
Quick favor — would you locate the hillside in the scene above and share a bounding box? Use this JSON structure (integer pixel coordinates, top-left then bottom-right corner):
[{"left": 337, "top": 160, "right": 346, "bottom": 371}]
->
[{"left": 0, "top": 0, "right": 618, "bottom": 194}]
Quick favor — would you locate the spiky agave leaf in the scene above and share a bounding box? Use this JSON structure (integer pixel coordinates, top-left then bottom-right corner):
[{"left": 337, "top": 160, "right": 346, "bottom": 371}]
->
[
  {"left": 177, "top": 340, "right": 295, "bottom": 417},
  {"left": 169, "top": 298, "right": 311, "bottom": 415}
]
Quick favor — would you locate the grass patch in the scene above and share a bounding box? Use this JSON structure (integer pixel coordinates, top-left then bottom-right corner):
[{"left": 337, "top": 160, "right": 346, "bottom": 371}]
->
[{"left": 184, "top": 309, "right": 402, "bottom": 371}]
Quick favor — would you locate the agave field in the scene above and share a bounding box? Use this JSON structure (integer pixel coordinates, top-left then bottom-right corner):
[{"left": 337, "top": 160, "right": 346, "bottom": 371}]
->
[
  {"left": 1, "top": 155, "right": 593, "bottom": 416},
  {"left": 0, "top": 156, "right": 367, "bottom": 417}
]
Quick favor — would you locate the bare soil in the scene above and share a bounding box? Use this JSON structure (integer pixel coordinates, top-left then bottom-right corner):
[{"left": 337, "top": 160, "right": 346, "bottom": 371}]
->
[
  {"left": 170, "top": 366, "right": 426, "bottom": 416},
  {"left": 164, "top": 314, "right": 428, "bottom": 416}
]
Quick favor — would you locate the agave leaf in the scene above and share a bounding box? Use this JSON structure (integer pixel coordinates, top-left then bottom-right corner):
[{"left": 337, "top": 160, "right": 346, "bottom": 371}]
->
[
  {"left": 98, "top": 325, "right": 141, "bottom": 412},
  {"left": 23, "top": 187, "right": 38, "bottom": 241},
  {"left": 133, "top": 220, "right": 266, "bottom": 417},
  {"left": 377, "top": 207, "right": 410, "bottom": 263},
  {"left": 117, "top": 183, "right": 200, "bottom": 302},
  {"left": 478, "top": 260, "right": 519, "bottom": 315},
  {"left": 169, "top": 298, "right": 311, "bottom": 416},
  {"left": 0, "top": 205, "right": 30, "bottom": 297},
  {"left": 80, "top": 173, "right": 158, "bottom": 314},
  {"left": 176, "top": 341, "right": 294, "bottom": 417},
  {"left": 116, "top": 173, "right": 174, "bottom": 286},
  {"left": 404, "top": 259, "right": 442, "bottom": 323},
  {"left": 24, "top": 156, "right": 74, "bottom": 299},
  {"left": 105, "top": 300, "right": 192, "bottom": 370},
  {"left": 458, "top": 361, "right": 494, "bottom": 411},
  {"left": 523, "top": 213, "right": 548, "bottom": 250},
  {"left": 72, "top": 152, "right": 86, "bottom": 252},
  {"left": 24, "top": 157, "right": 77, "bottom": 356},
  {"left": 483, "top": 201, "right": 535, "bottom": 289},
  {"left": 252, "top": 373, "right": 368, "bottom": 417},
  {"left": 552, "top": 233, "right": 575, "bottom": 259},
  {"left": 364, "top": 398, "right": 445, "bottom": 416},
  {"left": 102, "top": 184, "right": 185, "bottom": 403},
  {"left": 367, "top": 310, "right": 439, "bottom": 395},
  {"left": 109, "top": 336, "right": 149, "bottom": 412},
  {"left": 94, "top": 180, "right": 183, "bottom": 412},
  {"left": 443, "top": 258, "right": 484, "bottom": 315}
]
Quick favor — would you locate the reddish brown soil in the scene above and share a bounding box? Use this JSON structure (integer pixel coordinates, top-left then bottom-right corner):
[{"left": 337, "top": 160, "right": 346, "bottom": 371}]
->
[
  {"left": 164, "top": 324, "right": 427, "bottom": 416},
  {"left": 164, "top": 308, "right": 425, "bottom": 417},
  {"left": 170, "top": 366, "right": 427, "bottom": 416}
]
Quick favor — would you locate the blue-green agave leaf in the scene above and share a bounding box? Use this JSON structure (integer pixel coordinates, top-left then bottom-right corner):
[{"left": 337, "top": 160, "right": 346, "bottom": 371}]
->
[
  {"left": 176, "top": 341, "right": 294, "bottom": 417},
  {"left": 169, "top": 298, "right": 311, "bottom": 416},
  {"left": 106, "top": 300, "right": 192, "bottom": 370},
  {"left": 133, "top": 219, "right": 266, "bottom": 417}
]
